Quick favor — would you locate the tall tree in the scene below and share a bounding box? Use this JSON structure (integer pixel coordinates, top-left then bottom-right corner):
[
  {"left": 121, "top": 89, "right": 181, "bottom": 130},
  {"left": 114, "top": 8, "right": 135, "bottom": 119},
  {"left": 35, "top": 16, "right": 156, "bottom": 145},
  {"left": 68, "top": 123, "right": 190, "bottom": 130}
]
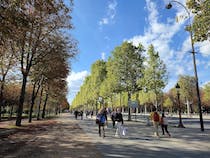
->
[
  {"left": 178, "top": 75, "right": 197, "bottom": 114},
  {"left": 111, "top": 42, "right": 145, "bottom": 120},
  {"left": 88, "top": 60, "right": 106, "bottom": 111},
  {"left": 202, "top": 82, "right": 210, "bottom": 108},
  {"left": 143, "top": 44, "right": 168, "bottom": 109},
  {"left": 0, "top": 40, "right": 16, "bottom": 121},
  {"left": 99, "top": 58, "right": 120, "bottom": 108}
]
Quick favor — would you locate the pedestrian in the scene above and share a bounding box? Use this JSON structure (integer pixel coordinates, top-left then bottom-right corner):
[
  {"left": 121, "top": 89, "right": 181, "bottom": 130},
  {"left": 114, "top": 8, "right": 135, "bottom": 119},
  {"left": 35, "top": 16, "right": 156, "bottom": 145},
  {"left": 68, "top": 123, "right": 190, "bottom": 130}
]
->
[
  {"left": 81, "top": 110, "right": 84, "bottom": 120},
  {"left": 74, "top": 110, "right": 79, "bottom": 120},
  {"left": 160, "top": 113, "right": 171, "bottom": 137},
  {"left": 91, "top": 110, "right": 93, "bottom": 118},
  {"left": 111, "top": 109, "right": 116, "bottom": 128},
  {"left": 151, "top": 110, "right": 160, "bottom": 137},
  {"left": 115, "top": 108, "right": 124, "bottom": 137},
  {"left": 96, "top": 107, "right": 107, "bottom": 138}
]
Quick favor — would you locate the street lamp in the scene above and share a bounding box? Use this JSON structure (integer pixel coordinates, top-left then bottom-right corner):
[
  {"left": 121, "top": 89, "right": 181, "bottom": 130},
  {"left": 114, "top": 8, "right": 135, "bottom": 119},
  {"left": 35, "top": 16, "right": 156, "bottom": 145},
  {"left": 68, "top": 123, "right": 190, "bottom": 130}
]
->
[
  {"left": 166, "top": 1, "right": 204, "bottom": 131},
  {"left": 175, "top": 83, "right": 185, "bottom": 128}
]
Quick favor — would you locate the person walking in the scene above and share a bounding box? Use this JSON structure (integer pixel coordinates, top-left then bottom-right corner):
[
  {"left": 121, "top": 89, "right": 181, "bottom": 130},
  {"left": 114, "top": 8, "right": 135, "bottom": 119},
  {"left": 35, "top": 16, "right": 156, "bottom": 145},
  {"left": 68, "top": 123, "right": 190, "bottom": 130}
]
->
[
  {"left": 91, "top": 110, "right": 93, "bottom": 118},
  {"left": 80, "top": 110, "right": 83, "bottom": 120},
  {"left": 160, "top": 113, "right": 171, "bottom": 137},
  {"left": 74, "top": 110, "right": 79, "bottom": 120},
  {"left": 111, "top": 109, "right": 116, "bottom": 128},
  {"left": 151, "top": 110, "right": 160, "bottom": 137},
  {"left": 115, "top": 108, "right": 124, "bottom": 137},
  {"left": 96, "top": 108, "right": 107, "bottom": 138}
]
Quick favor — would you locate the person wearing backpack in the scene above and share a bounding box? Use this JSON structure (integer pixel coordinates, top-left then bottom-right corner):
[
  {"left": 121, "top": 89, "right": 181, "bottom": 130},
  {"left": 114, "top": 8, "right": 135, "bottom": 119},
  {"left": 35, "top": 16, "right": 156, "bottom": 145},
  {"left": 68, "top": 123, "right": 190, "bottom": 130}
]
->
[
  {"left": 151, "top": 110, "right": 160, "bottom": 137},
  {"left": 96, "top": 107, "right": 107, "bottom": 138}
]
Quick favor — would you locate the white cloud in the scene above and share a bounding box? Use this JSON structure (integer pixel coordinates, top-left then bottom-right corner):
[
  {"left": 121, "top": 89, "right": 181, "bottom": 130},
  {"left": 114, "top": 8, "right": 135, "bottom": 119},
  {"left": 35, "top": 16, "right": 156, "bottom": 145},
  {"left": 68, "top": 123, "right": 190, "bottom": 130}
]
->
[
  {"left": 67, "top": 71, "right": 89, "bottom": 104},
  {"left": 128, "top": 0, "right": 210, "bottom": 92},
  {"left": 108, "top": 0, "right": 117, "bottom": 19},
  {"left": 196, "top": 41, "right": 210, "bottom": 57},
  {"left": 101, "top": 52, "right": 106, "bottom": 60},
  {"left": 128, "top": 0, "right": 183, "bottom": 92},
  {"left": 99, "top": 0, "right": 117, "bottom": 26},
  {"left": 99, "top": 18, "right": 109, "bottom": 25},
  {"left": 129, "top": 0, "right": 182, "bottom": 67}
]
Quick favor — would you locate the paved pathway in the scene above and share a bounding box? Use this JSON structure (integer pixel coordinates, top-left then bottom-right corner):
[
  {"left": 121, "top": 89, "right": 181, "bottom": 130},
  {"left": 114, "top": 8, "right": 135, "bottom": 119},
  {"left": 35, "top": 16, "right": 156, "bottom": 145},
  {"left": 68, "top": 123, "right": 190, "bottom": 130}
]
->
[
  {"left": 1, "top": 114, "right": 210, "bottom": 158},
  {"left": 75, "top": 114, "right": 210, "bottom": 158}
]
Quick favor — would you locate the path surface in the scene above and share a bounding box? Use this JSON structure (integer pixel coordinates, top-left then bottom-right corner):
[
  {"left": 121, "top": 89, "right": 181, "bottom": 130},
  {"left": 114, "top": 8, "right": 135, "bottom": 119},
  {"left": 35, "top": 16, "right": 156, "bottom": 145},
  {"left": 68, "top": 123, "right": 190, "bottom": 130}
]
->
[
  {"left": 77, "top": 114, "right": 210, "bottom": 158},
  {"left": 0, "top": 115, "right": 102, "bottom": 158},
  {"left": 1, "top": 113, "right": 210, "bottom": 158}
]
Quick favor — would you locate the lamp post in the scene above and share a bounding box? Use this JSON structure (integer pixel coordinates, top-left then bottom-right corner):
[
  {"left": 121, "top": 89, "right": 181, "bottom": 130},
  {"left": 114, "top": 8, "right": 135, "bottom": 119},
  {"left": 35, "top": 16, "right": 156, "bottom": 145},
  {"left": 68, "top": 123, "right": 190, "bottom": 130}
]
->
[
  {"left": 175, "top": 83, "right": 185, "bottom": 128},
  {"left": 166, "top": 1, "right": 204, "bottom": 131}
]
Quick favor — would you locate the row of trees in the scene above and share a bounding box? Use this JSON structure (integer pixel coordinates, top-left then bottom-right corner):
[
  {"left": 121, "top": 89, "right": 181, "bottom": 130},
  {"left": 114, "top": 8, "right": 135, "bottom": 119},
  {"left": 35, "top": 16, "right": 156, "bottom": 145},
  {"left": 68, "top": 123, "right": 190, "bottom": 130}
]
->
[
  {"left": 71, "top": 42, "right": 168, "bottom": 120},
  {"left": 0, "top": 0, "right": 77, "bottom": 126},
  {"left": 71, "top": 41, "right": 210, "bottom": 117}
]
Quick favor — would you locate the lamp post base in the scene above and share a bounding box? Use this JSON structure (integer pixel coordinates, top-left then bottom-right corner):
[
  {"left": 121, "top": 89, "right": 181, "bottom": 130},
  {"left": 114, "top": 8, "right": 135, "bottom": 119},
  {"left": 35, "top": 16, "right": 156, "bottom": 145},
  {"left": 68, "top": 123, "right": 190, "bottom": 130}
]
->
[{"left": 177, "top": 124, "right": 185, "bottom": 128}]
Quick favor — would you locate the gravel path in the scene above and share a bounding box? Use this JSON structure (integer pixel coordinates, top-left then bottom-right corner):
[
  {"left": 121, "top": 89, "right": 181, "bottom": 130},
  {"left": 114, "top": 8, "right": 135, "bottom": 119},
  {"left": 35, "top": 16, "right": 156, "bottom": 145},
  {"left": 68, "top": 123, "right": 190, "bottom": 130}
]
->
[{"left": 0, "top": 114, "right": 103, "bottom": 158}]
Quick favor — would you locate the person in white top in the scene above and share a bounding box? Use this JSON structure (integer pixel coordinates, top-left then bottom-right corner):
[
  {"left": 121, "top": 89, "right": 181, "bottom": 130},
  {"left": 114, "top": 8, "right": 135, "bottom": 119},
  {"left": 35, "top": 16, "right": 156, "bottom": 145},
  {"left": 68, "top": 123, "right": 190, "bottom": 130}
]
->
[{"left": 160, "top": 113, "right": 171, "bottom": 137}]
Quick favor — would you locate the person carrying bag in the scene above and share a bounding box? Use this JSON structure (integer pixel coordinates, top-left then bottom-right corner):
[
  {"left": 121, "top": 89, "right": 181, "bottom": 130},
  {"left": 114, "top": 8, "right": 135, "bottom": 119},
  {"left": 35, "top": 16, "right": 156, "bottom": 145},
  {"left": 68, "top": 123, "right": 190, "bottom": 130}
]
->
[{"left": 115, "top": 108, "right": 124, "bottom": 137}]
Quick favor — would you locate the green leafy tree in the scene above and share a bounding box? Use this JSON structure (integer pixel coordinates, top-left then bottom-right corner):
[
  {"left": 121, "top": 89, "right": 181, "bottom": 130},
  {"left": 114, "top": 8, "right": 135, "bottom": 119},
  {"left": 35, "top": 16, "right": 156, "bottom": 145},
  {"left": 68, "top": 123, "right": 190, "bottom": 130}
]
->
[
  {"left": 202, "top": 82, "right": 210, "bottom": 108},
  {"left": 143, "top": 44, "right": 168, "bottom": 109},
  {"left": 72, "top": 60, "right": 106, "bottom": 112},
  {"left": 178, "top": 75, "right": 196, "bottom": 113},
  {"left": 111, "top": 42, "right": 145, "bottom": 120},
  {"left": 163, "top": 97, "right": 173, "bottom": 113},
  {"left": 99, "top": 58, "right": 121, "bottom": 109}
]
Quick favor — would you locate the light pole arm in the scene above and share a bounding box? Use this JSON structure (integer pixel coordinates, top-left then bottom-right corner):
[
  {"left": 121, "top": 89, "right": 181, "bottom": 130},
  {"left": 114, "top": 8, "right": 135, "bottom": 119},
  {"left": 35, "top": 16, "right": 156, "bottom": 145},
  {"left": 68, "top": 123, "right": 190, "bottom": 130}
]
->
[
  {"left": 167, "top": 0, "right": 204, "bottom": 131},
  {"left": 169, "top": 0, "right": 190, "bottom": 18}
]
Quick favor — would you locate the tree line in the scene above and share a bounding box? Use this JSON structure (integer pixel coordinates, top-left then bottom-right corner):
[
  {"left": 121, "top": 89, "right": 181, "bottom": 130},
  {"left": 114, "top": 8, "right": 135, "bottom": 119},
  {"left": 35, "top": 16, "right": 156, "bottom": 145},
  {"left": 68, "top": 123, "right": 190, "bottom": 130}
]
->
[
  {"left": 71, "top": 42, "right": 210, "bottom": 116},
  {"left": 0, "top": 0, "right": 77, "bottom": 126}
]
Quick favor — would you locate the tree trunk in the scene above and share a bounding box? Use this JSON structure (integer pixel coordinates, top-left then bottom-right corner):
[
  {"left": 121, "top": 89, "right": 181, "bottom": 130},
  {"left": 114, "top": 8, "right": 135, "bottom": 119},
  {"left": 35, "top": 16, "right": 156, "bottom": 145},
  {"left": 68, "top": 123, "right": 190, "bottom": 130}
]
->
[
  {"left": 41, "top": 91, "right": 49, "bottom": 119},
  {"left": 9, "top": 104, "right": 14, "bottom": 120},
  {"left": 0, "top": 75, "right": 6, "bottom": 121},
  {"left": 37, "top": 87, "right": 43, "bottom": 120},
  {"left": 186, "top": 99, "right": 190, "bottom": 116},
  {"left": 144, "top": 104, "right": 147, "bottom": 114},
  {"left": 128, "top": 92, "right": 131, "bottom": 121},
  {"left": 29, "top": 80, "right": 41, "bottom": 123},
  {"left": 29, "top": 83, "right": 36, "bottom": 123},
  {"left": 16, "top": 74, "right": 27, "bottom": 126}
]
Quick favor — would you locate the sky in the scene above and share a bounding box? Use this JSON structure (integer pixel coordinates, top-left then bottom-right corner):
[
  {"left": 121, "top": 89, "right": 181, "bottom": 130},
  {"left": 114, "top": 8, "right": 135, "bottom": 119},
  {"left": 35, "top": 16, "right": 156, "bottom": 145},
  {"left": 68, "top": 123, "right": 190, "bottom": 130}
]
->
[{"left": 67, "top": 0, "right": 210, "bottom": 104}]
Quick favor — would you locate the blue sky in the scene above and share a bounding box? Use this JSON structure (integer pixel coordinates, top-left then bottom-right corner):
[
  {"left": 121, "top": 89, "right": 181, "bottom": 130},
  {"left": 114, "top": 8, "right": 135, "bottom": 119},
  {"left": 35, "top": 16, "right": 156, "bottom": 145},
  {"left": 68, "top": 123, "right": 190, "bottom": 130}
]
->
[{"left": 67, "top": 0, "right": 210, "bottom": 104}]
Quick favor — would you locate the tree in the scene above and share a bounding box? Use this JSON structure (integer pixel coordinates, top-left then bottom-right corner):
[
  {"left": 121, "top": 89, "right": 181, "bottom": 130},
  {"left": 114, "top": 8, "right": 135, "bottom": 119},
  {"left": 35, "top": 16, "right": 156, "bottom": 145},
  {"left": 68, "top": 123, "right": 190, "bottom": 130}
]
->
[
  {"left": 143, "top": 44, "right": 168, "bottom": 109},
  {"left": 178, "top": 75, "right": 196, "bottom": 114},
  {"left": 186, "top": 0, "right": 210, "bottom": 42},
  {"left": 163, "top": 97, "right": 173, "bottom": 113},
  {"left": 71, "top": 60, "right": 106, "bottom": 112},
  {"left": 3, "top": 1, "right": 76, "bottom": 126},
  {"left": 99, "top": 58, "right": 121, "bottom": 109},
  {"left": 0, "top": 40, "right": 16, "bottom": 121},
  {"left": 87, "top": 60, "right": 106, "bottom": 111},
  {"left": 202, "top": 82, "right": 210, "bottom": 108},
  {"left": 111, "top": 42, "right": 145, "bottom": 120}
]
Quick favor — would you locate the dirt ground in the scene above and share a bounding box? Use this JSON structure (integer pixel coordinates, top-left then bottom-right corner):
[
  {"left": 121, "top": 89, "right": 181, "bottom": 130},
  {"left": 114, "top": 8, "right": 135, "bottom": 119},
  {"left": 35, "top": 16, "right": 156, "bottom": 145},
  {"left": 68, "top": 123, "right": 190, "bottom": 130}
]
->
[{"left": 0, "top": 114, "right": 103, "bottom": 158}]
